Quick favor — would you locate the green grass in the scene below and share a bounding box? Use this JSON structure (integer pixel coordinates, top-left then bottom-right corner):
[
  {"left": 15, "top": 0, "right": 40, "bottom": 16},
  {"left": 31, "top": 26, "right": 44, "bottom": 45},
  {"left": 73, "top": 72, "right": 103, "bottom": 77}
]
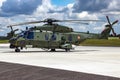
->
[
  {"left": 1, "top": 39, "right": 120, "bottom": 46},
  {"left": 80, "top": 39, "right": 120, "bottom": 46},
  {"left": 0, "top": 40, "right": 8, "bottom": 43}
]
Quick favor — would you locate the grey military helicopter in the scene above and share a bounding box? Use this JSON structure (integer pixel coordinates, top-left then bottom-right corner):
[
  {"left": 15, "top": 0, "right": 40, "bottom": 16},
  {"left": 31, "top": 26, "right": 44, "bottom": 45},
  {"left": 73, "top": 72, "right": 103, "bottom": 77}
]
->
[{"left": 7, "top": 16, "right": 118, "bottom": 52}]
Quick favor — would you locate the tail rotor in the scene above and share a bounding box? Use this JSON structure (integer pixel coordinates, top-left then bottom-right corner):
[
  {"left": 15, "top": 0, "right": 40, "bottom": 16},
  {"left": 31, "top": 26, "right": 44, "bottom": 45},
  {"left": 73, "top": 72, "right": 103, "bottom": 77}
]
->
[{"left": 106, "top": 16, "right": 118, "bottom": 36}]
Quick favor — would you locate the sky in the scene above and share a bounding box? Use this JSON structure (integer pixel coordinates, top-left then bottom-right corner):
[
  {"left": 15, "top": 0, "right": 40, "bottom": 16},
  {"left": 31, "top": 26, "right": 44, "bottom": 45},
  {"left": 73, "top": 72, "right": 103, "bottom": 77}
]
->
[{"left": 0, "top": 0, "right": 120, "bottom": 36}]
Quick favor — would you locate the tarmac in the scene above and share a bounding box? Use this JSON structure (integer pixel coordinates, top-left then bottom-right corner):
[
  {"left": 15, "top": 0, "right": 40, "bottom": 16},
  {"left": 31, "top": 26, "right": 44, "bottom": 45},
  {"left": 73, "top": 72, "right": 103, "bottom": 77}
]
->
[{"left": 0, "top": 44, "right": 120, "bottom": 79}]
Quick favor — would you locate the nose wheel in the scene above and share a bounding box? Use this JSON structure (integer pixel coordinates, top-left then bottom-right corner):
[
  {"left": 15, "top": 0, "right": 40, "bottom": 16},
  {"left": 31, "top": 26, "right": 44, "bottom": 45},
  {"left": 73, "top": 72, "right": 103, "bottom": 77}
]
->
[
  {"left": 65, "top": 49, "right": 70, "bottom": 52},
  {"left": 15, "top": 48, "right": 20, "bottom": 52},
  {"left": 50, "top": 49, "right": 56, "bottom": 52}
]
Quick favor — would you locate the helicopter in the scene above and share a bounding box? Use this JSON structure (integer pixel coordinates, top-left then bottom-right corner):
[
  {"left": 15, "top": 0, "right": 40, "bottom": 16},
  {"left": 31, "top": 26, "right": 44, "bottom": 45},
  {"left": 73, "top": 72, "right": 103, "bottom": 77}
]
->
[{"left": 7, "top": 16, "right": 118, "bottom": 52}]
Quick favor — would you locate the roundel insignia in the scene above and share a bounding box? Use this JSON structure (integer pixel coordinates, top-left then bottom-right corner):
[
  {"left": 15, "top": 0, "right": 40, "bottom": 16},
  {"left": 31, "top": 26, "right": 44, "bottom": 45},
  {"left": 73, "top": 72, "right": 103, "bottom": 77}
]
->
[{"left": 77, "top": 35, "right": 80, "bottom": 40}]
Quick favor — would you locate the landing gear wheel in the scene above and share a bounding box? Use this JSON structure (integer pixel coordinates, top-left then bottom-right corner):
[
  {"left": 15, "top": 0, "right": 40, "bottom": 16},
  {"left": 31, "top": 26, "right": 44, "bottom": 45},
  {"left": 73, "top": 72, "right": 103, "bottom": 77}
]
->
[
  {"left": 21, "top": 47, "right": 23, "bottom": 50},
  {"left": 50, "top": 49, "right": 56, "bottom": 52},
  {"left": 65, "top": 49, "right": 70, "bottom": 52},
  {"left": 15, "top": 48, "right": 20, "bottom": 52}
]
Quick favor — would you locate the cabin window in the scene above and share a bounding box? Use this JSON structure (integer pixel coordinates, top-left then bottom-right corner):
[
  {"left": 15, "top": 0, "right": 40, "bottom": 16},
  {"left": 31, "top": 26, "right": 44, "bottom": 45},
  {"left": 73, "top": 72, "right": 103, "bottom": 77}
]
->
[
  {"left": 51, "top": 34, "right": 56, "bottom": 40},
  {"left": 68, "top": 35, "right": 72, "bottom": 41},
  {"left": 26, "top": 31, "right": 34, "bottom": 39},
  {"left": 61, "top": 36, "right": 66, "bottom": 44},
  {"left": 45, "top": 34, "right": 49, "bottom": 40}
]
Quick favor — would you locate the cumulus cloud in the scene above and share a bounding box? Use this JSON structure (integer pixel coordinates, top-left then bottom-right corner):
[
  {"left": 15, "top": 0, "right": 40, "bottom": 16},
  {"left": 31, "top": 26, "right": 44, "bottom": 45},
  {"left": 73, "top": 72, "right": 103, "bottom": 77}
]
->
[
  {"left": 0, "top": 0, "right": 6, "bottom": 8},
  {"left": 76, "top": 11, "right": 99, "bottom": 20},
  {"left": 72, "top": 0, "right": 120, "bottom": 15},
  {"left": 0, "top": 0, "right": 42, "bottom": 17},
  {"left": 33, "top": 0, "right": 72, "bottom": 20},
  {"left": 102, "top": 0, "right": 120, "bottom": 15},
  {"left": 73, "top": 0, "right": 109, "bottom": 13},
  {"left": 35, "top": 0, "right": 53, "bottom": 14}
]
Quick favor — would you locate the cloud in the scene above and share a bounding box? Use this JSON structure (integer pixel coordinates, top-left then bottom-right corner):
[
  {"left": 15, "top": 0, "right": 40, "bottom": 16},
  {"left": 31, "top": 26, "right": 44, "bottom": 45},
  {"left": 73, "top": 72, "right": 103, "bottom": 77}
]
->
[
  {"left": 101, "top": 0, "right": 120, "bottom": 15},
  {"left": 33, "top": 0, "right": 71, "bottom": 20},
  {"left": 72, "top": 0, "right": 120, "bottom": 14},
  {"left": 35, "top": 0, "right": 53, "bottom": 13},
  {"left": 107, "top": 0, "right": 120, "bottom": 11},
  {"left": 73, "top": 0, "right": 109, "bottom": 13},
  {"left": 0, "top": 0, "right": 42, "bottom": 17},
  {"left": 0, "top": 0, "right": 6, "bottom": 8},
  {"left": 76, "top": 11, "right": 99, "bottom": 19}
]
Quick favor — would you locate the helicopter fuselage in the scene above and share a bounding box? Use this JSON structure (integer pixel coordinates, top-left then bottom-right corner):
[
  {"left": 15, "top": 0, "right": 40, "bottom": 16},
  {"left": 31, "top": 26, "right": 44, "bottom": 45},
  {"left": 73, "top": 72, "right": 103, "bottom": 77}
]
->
[{"left": 9, "top": 29, "right": 85, "bottom": 52}]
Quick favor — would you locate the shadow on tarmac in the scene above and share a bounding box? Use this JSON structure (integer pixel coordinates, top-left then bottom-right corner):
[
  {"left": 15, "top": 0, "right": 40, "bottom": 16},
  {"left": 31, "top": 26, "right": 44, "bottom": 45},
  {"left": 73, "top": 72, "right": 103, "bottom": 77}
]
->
[{"left": 3, "top": 49, "right": 99, "bottom": 54}]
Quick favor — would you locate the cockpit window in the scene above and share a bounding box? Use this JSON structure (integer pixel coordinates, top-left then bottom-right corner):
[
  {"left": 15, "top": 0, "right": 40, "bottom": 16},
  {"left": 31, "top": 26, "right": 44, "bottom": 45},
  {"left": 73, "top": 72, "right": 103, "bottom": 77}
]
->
[{"left": 18, "top": 31, "right": 34, "bottom": 39}]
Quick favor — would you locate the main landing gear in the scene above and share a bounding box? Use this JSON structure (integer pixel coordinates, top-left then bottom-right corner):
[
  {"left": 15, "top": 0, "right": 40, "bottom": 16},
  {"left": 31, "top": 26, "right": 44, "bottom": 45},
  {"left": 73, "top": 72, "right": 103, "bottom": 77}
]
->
[
  {"left": 65, "top": 49, "right": 70, "bottom": 52},
  {"left": 15, "top": 48, "right": 20, "bottom": 52},
  {"left": 50, "top": 49, "right": 56, "bottom": 52},
  {"left": 15, "top": 47, "right": 23, "bottom": 52}
]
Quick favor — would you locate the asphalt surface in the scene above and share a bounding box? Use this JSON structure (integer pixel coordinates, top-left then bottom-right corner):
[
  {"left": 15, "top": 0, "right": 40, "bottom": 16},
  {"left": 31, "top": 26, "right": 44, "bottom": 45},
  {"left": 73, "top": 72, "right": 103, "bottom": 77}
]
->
[
  {"left": 0, "top": 61, "right": 119, "bottom": 80},
  {"left": 0, "top": 44, "right": 120, "bottom": 79}
]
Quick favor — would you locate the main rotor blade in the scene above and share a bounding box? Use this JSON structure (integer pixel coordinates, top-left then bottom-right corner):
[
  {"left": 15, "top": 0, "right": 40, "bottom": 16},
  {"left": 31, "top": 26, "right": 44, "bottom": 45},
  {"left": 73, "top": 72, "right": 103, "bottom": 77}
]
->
[
  {"left": 8, "top": 21, "right": 44, "bottom": 27},
  {"left": 14, "top": 29, "right": 19, "bottom": 32},
  {"left": 66, "top": 22, "right": 89, "bottom": 25},
  {"left": 57, "top": 20, "right": 104, "bottom": 22}
]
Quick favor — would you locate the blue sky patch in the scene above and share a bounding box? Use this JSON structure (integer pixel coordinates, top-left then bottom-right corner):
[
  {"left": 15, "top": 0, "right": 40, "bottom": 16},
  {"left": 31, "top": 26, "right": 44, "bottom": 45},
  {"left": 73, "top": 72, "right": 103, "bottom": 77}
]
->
[{"left": 51, "top": 0, "right": 74, "bottom": 6}]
